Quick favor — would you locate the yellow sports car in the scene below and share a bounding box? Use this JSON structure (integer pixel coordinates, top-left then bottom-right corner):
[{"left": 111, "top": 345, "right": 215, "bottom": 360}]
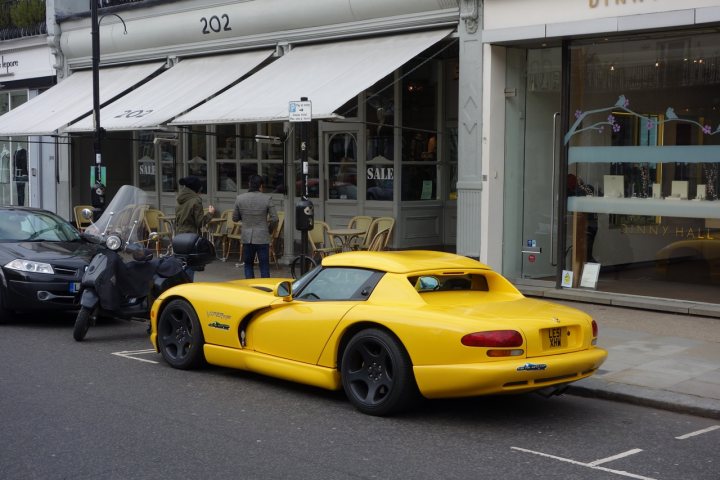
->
[{"left": 149, "top": 251, "right": 607, "bottom": 416}]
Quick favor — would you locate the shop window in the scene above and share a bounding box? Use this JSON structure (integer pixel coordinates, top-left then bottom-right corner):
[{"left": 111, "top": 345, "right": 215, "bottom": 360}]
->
[
  {"left": 239, "top": 163, "right": 259, "bottom": 190},
  {"left": 239, "top": 124, "right": 257, "bottom": 159},
  {"left": 160, "top": 142, "right": 177, "bottom": 193},
  {"left": 262, "top": 162, "right": 285, "bottom": 194},
  {"left": 0, "top": 95, "right": 9, "bottom": 116},
  {"left": 217, "top": 161, "right": 238, "bottom": 192},
  {"left": 187, "top": 126, "right": 207, "bottom": 193},
  {"left": 0, "top": 90, "right": 29, "bottom": 205},
  {"left": 446, "top": 124, "right": 458, "bottom": 200},
  {"left": 566, "top": 32, "right": 720, "bottom": 295},
  {"left": 216, "top": 124, "right": 237, "bottom": 160},
  {"left": 10, "top": 92, "right": 27, "bottom": 110},
  {"left": 401, "top": 59, "right": 439, "bottom": 200},
  {"left": 327, "top": 132, "right": 357, "bottom": 200},
  {"left": 366, "top": 74, "right": 395, "bottom": 201},
  {"left": 137, "top": 131, "right": 155, "bottom": 192},
  {"left": 261, "top": 123, "right": 285, "bottom": 160}
]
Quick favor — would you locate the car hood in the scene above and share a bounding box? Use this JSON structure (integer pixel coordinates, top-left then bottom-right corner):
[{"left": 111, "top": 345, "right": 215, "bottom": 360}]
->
[{"left": 1, "top": 241, "right": 98, "bottom": 265}]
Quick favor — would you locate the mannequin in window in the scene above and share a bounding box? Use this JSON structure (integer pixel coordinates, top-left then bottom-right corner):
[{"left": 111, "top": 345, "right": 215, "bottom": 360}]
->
[{"left": 14, "top": 147, "right": 28, "bottom": 206}]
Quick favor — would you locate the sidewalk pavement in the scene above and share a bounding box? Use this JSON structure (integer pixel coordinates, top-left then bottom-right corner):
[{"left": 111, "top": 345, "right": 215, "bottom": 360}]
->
[{"left": 195, "top": 260, "right": 720, "bottom": 420}]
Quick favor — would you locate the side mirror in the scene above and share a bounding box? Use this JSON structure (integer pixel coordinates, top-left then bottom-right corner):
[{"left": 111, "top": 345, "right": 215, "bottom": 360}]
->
[
  {"left": 81, "top": 208, "right": 94, "bottom": 220},
  {"left": 275, "top": 281, "right": 292, "bottom": 301}
]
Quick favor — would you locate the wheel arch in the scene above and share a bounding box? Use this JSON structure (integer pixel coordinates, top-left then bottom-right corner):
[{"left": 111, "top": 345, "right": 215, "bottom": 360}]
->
[{"left": 335, "top": 321, "right": 411, "bottom": 372}]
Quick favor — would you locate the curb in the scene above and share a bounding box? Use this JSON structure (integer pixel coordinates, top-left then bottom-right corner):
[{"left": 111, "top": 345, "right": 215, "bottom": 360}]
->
[{"left": 567, "top": 377, "right": 720, "bottom": 420}]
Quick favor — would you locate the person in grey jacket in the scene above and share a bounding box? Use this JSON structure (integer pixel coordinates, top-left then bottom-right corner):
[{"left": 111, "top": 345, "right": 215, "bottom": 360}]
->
[{"left": 232, "top": 174, "right": 278, "bottom": 278}]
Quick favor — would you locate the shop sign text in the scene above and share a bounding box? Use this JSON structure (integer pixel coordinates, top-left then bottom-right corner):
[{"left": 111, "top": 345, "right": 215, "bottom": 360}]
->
[
  {"left": 367, "top": 167, "right": 393, "bottom": 180},
  {"left": 621, "top": 224, "right": 716, "bottom": 239},
  {"left": 0, "top": 56, "right": 19, "bottom": 76}
]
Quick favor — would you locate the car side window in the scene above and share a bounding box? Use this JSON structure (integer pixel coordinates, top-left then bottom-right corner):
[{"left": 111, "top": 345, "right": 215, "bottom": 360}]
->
[{"left": 295, "top": 267, "right": 379, "bottom": 301}]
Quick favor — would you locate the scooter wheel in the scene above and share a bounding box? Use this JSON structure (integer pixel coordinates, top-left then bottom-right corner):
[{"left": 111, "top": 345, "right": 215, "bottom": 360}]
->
[{"left": 73, "top": 306, "right": 93, "bottom": 342}]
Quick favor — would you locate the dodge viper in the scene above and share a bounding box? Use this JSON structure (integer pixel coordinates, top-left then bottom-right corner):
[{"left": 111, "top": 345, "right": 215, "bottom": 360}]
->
[{"left": 149, "top": 251, "right": 607, "bottom": 416}]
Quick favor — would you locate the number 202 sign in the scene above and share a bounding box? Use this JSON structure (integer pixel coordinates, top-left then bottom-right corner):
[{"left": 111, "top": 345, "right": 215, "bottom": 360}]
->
[
  {"left": 200, "top": 14, "right": 232, "bottom": 34},
  {"left": 114, "top": 109, "right": 154, "bottom": 119}
]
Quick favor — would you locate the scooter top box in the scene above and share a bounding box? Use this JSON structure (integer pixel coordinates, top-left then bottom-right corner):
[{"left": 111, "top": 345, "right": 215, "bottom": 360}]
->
[{"left": 172, "top": 233, "right": 215, "bottom": 269}]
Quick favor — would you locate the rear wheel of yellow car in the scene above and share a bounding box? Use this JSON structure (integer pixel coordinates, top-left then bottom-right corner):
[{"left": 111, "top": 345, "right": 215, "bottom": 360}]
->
[
  {"left": 341, "top": 328, "right": 417, "bottom": 416},
  {"left": 157, "top": 299, "right": 205, "bottom": 370}
]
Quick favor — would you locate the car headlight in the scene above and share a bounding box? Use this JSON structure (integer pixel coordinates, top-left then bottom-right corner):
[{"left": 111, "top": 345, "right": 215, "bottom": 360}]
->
[
  {"left": 5, "top": 259, "right": 55, "bottom": 274},
  {"left": 105, "top": 235, "right": 122, "bottom": 251}
]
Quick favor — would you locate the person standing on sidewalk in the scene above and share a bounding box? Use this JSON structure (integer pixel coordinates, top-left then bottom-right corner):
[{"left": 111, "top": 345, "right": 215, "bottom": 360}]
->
[
  {"left": 175, "top": 175, "right": 216, "bottom": 280},
  {"left": 233, "top": 174, "right": 278, "bottom": 278}
]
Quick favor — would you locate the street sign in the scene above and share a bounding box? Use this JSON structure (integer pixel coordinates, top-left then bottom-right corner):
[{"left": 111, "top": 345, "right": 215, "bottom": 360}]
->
[{"left": 289, "top": 100, "right": 312, "bottom": 122}]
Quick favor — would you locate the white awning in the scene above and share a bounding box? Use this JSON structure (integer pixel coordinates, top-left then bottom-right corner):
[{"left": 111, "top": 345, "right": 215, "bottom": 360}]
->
[
  {"left": 66, "top": 50, "right": 272, "bottom": 132},
  {"left": 171, "top": 29, "right": 453, "bottom": 125},
  {"left": 0, "top": 63, "right": 164, "bottom": 137}
]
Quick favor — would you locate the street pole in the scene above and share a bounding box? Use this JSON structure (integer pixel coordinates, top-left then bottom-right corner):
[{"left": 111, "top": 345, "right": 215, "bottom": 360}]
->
[{"left": 90, "top": 0, "right": 105, "bottom": 212}]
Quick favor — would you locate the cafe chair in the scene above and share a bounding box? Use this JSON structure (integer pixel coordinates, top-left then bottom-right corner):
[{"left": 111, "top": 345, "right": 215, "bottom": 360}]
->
[
  {"left": 346, "top": 215, "right": 373, "bottom": 249},
  {"left": 142, "top": 208, "right": 174, "bottom": 255},
  {"left": 223, "top": 220, "right": 243, "bottom": 262},
  {"left": 356, "top": 216, "right": 395, "bottom": 251},
  {"left": 308, "top": 221, "right": 340, "bottom": 259},
  {"left": 367, "top": 228, "right": 390, "bottom": 251},
  {"left": 269, "top": 211, "right": 285, "bottom": 269}
]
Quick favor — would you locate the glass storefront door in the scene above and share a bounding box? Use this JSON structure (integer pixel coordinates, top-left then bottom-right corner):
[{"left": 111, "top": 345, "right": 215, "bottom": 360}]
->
[
  {"left": 504, "top": 47, "right": 563, "bottom": 281},
  {"left": 321, "top": 123, "right": 365, "bottom": 226}
]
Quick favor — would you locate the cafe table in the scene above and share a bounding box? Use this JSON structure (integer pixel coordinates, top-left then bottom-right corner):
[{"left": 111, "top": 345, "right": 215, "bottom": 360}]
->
[{"left": 326, "top": 227, "right": 366, "bottom": 251}]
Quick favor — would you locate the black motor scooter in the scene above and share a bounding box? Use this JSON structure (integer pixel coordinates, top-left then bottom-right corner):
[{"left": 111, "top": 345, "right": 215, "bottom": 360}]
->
[{"left": 73, "top": 185, "right": 214, "bottom": 341}]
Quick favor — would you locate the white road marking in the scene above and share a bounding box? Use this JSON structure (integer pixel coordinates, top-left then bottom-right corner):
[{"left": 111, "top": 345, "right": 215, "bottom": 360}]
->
[
  {"left": 511, "top": 447, "right": 656, "bottom": 480},
  {"left": 588, "top": 449, "right": 643, "bottom": 466},
  {"left": 675, "top": 425, "right": 720, "bottom": 440},
  {"left": 111, "top": 349, "right": 159, "bottom": 364}
]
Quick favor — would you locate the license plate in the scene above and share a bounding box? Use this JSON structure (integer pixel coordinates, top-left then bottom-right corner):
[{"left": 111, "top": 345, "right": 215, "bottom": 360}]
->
[
  {"left": 69, "top": 282, "right": 80, "bottom": 293},
  {"left": 547, "top": 327, "right": 562, "bottom": 348}
]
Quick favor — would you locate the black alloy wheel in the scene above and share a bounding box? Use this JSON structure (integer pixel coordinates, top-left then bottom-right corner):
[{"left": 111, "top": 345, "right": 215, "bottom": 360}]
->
[
  {"left": 157, "top": 299, "right": 205, "bottom": 370},
  {"left": 341, "top": 328, "right": 417, "bottom": 416}
]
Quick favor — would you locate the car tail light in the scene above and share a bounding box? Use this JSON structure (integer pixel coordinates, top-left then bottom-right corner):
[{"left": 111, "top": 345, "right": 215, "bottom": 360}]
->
[
  {"left": 591, "top": 320, "right": 598, "bottom": 345},
  {"left": 461, "top": 330, "right": 523, "bottom": 347}
]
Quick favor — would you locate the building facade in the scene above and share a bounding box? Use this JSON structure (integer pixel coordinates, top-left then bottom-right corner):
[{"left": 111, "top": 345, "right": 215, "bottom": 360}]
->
[
  {"left": 479, "top": 0, "right": 720, "bottom": 304},
  {"left": 0, "top": 0, "right": 465, "bottom": 261},
  {"left": 0, "top": 0, "right": 56, "bottom": 209}
]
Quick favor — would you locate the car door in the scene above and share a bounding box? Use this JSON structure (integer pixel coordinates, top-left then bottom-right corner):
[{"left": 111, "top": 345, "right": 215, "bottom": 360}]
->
[{"left": 249, "top": 267, "right": 379, "bottom": 364}]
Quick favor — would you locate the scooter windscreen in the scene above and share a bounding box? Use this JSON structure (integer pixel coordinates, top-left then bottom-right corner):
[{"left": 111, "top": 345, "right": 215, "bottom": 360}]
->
[{"left": 83, "top": 185, "right": 153, "bottom": 248}]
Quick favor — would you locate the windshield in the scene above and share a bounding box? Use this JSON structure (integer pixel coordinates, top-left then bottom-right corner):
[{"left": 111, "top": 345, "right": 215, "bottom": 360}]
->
[
  {"left": 0, "top": 209, "right": 81, "bottom": 242},
  {"left": 291, "top": 264, "right": 322, "bottom": 293},
  {"left": 83, "top": 185, "right": 153, "bottom": 245}
]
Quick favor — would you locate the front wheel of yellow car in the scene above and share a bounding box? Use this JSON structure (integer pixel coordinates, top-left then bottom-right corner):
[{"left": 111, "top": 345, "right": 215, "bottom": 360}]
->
[
  {"left": 341, "top": 328, "right": 417, "bottom": 416},
  {"left": 157, "top": 299, "right": 205, "bottom": 370}
]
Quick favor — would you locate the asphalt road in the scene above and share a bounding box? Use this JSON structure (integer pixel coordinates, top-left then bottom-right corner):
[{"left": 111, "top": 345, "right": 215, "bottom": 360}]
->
[{"left": 1, "top": 314, "right": 718, "bottom": 480}]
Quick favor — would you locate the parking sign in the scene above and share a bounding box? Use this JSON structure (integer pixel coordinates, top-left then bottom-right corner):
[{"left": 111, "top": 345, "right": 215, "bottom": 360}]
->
[{"left": 289, "top": 100, "right": 312, "bottom": 122}]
